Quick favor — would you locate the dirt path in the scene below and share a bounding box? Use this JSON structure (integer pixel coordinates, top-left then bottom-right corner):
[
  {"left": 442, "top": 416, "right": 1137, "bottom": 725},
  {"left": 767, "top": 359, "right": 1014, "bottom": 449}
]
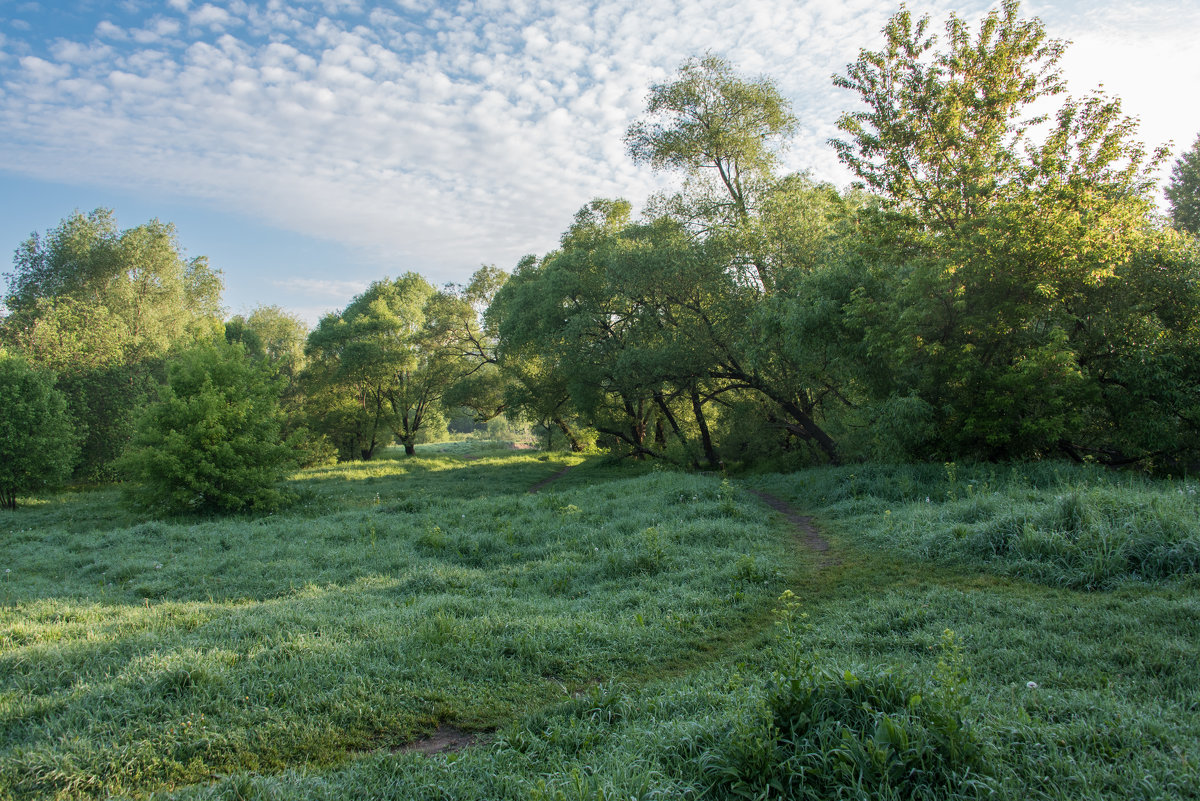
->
[
  {"left": 747, "top": 489, "right": 835, "bottom": 563},
  {"left": 528, "top": 464, "right": 575, "bottom": 493}
]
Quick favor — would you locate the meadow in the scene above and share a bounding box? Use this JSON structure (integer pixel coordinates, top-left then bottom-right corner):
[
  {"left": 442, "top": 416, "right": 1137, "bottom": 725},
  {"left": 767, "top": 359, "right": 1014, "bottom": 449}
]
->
[{"left": 1, "top": 445, "right": 1197, "bottom": 799}]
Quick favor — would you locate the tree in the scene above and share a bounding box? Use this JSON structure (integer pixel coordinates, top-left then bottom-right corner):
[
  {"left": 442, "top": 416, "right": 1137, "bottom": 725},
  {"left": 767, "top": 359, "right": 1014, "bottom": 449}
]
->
[
  {"left": 832, "top": 0, "right": 1189, "bottom": 463},
  {"left": 2, "top": 209, "right": 224, "bottom": 479},
  {"left": 121, "top": 340, "right": 295, "bottom": 515},
  {"left": 1166, "top": 133, "right": 1200, "bottom": 235},
  {"left": 303, "top": 274, "right": 465, "bottom": 459},
  {"left": 225, "top": 305, "right": 309, "bottom": 382},
  {"left": 627, "top": 53, "right": 796, "bottom": 231},
  {"left": 623, "top": 58, "right": 856, "bottom": 464},
  {"left": 0, "top": 350, "right": 78, "bottom": 510}
]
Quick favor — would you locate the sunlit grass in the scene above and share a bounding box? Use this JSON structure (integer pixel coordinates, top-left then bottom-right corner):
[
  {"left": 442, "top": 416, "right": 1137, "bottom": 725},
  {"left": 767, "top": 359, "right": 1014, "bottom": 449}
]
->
[
  {"left": 2, "top": 452, "right": 1197, "bottom": 800},
  {"left": 0, "top": 450, "right": 787, "bottom": 800}
]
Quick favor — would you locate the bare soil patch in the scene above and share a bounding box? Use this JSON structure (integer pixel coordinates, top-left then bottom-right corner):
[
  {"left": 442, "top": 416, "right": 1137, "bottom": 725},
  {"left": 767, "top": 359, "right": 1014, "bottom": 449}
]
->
[{"left": 397, "top": 725, "right": 490, "bottom": 756}]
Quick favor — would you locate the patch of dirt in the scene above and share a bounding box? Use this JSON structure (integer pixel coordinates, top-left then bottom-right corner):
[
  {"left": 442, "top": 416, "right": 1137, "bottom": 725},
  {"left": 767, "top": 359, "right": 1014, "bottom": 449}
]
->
[
  {"left": 747, "top": 489, "right": 837, "bottom": 565},
  {"left": 528, "top": 464, "right": 575, "bottom": 493},
  {"left": 397, "top": 725, "right": 490, "bottom": 756}
]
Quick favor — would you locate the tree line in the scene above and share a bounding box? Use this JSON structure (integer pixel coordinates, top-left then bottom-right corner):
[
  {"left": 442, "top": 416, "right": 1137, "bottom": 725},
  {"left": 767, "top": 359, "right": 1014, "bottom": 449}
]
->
[{"left": 2, "top": 1, "right": 1199, "bottom": 513}]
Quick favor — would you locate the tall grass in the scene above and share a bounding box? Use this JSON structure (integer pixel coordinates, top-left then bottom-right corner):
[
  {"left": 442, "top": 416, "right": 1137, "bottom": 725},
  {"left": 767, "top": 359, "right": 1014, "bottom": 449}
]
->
[
  {"left": 2, "top": 450, "right": 1197, "bottom": 800},
  {"left": 748, "top": 461, "right": 1200, "bottom": 589},
  {"left": 0, "top": 451, "right": 787, "bottom": 800}
]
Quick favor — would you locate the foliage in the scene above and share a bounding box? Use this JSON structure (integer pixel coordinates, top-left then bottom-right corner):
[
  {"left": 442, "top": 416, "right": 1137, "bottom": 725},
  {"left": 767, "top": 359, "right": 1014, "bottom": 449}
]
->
[
  {"left": 1166, "top": 133, "right": 1200, "bottom": 235},
  {"left": 832, "top": 1, "right": 1190, "bottom": 463},
  {"left": 705, "top": 650, "right": 988, "bottom": 799},
  {"left": 627, "top": 52, "right": 796, "bottom": 234},
  {"left": 225, "top": 304, "right": 308, "bottom": 382},
  {"left": 0, "top": 350, "right": 77, "bottom": 509},
  {"left": 120, "top": 340, "right": 295, "bottom": 515},
  {"left": 1, "top": 209, "right": 224, "bottom": 479},
  {"left": 303, "top": 274, "right": 471, "bottom": 459}
]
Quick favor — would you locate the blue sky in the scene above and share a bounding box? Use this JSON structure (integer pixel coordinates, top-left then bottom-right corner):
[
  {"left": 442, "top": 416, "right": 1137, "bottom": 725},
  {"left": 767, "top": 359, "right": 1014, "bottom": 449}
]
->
[{"left": 2, "top": 0, "right": 1198, "bottom": 326}]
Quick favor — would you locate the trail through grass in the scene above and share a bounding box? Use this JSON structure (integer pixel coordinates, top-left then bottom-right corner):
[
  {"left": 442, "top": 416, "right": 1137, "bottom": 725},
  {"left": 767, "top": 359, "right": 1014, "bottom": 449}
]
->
[{"left": 2, "top": 448, "right": 1197, "bottom": 800}]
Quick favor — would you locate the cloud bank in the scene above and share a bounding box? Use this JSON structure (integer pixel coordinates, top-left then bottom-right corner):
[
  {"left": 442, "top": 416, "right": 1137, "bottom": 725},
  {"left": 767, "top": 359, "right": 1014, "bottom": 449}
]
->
[{"left": 1, "top": 0, "right": 1197, "bottom": 295}]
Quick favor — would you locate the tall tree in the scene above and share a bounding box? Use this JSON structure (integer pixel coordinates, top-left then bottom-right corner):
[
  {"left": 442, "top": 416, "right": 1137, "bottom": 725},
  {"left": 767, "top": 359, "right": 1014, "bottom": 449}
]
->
[
  {"left": 1, "top": 209, "right": 223, "bottom": 478},
  {"left": 1166, "top": 133, "right": 1200, "bottom": 235},
  {"left": 303, "top": 274, "right": 466, "bottom": 458},
  {"left": 832, "top": 1, "right": 1191, "bottom": 463}
]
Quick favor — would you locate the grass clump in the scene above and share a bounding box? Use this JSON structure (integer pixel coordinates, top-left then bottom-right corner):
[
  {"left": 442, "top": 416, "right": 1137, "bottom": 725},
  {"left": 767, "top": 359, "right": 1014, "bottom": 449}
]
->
[
  {"left": 749, "top": 462, "right": 1200, "bottom": 589},
  {"left": 702, "top": 629, "right": 989, "bottom": 801}
]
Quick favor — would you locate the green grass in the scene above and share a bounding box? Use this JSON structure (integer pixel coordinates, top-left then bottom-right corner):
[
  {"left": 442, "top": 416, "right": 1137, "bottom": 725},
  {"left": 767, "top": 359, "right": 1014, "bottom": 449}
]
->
[
  {"left": 0, "top": 447, "right": 787, "bottom": 800},
  {"left": 2, "top": 451, "right": 1198, "bottom": 800}
]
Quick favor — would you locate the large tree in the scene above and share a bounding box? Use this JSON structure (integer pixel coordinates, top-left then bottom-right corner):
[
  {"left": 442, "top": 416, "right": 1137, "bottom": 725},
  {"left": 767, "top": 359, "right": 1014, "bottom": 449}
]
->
[
  {"left": 303, "top": 274, "right": 466, "bottom": 459},
  {"left": 832, "top": 0, "right": 1196, "bottom": 464},
  {"left": 1, "top": 209, "right": 223, "bottom": 478},
  {"left": 1166, "top": 133, "right": 1200, "bottom": 235}
]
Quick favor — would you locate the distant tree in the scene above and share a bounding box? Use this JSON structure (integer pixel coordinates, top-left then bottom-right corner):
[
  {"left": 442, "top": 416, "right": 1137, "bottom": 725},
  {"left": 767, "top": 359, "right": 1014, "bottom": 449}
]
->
[
  {"left": 303, "top": 274, "right": 467, "bottom": 459},
  {"left": 1166, "top": 133, "right": 1200, "bottom": 235},
  {"left": 2, "top": 209, "right": 223, "bottom": 479},
  {"left": 0, "top": 350, "right": 78, "bottom": 510},
  {"left": 225, "top": 305, "right": 308, "bottom": 382},
  {"left": 121, "top": 340, "right": 294, "bottom": 515}
]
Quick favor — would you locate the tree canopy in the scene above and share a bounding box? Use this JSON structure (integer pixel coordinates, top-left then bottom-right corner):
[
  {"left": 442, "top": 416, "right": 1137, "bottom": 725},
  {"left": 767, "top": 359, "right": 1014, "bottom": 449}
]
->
[
  {"left": 0, "top": 350, "right": 78, "bottom": 510},
  {"left": 1167, "top": 133, "right": 1200, "bottom": 235},
  {"left": 1, "top": 209, "right": 224, "bottom": 479}
]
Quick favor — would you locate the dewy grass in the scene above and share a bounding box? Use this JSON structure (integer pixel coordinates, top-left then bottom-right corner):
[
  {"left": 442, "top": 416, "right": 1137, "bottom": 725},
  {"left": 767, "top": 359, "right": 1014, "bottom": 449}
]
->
[
  {"left": 0, "top": 454, "right": 787, "bottom": 800},
  {"left": 3, "top": 454, "right": 1198, "bottom": 800},
  {"left": 747, "top": 461, "right": 1200, "bottom": 590}
]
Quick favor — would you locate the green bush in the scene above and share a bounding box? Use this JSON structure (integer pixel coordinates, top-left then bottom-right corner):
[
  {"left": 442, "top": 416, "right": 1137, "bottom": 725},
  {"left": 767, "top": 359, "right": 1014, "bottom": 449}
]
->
[
  {"left": 121, "top": 341, "right": 296, "bottom": 515},
  {"left": 705, "top": 633, "right": 989, "bottom": 800},
  {"left": 0, "top": 350, "right": 78, "bottom": 509}
]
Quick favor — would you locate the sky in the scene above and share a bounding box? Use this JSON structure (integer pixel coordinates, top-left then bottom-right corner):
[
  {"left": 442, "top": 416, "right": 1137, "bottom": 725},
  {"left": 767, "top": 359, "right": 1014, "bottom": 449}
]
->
[{"left": 2, "top": 0, "right": 1198, "bottom": 326}]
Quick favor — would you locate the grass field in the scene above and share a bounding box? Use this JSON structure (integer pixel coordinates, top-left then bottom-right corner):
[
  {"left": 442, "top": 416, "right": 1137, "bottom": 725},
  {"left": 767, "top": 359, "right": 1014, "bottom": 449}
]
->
[{"left": 2, "top": 446, "right": 1197, "bottom": 799}]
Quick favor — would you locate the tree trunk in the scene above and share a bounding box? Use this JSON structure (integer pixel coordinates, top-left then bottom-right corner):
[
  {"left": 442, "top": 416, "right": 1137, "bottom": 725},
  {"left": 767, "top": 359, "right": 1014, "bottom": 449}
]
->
[
  {"left": 404, "top": 441, "right": 416, "bottom": 456},
  {"left": 553, "top": 416, "right": 584, "bottom": 452},
  {"left": 690, "top": 389, "right": 719, "bottom": 468}
]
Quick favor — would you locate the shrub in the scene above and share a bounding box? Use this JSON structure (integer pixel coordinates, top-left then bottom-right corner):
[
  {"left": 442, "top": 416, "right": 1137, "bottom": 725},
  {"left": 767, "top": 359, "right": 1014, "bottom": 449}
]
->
[
  {"left": 121, "top": 341, "right": 296, "bottom": 515},
  {"left": 0, "top": 350, "right": 78, "bottom": 509}
]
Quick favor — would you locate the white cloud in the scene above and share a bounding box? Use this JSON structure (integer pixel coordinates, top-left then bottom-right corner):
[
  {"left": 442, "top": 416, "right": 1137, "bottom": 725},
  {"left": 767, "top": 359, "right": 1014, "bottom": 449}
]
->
[
  {"left": 1, "top": 0, "right": 1196, "bottom": 300},
  {"left": 18, "top": 55, "right": 70, "bottom": 81},
  {"left": 276, "top": 277, "right": 371, "bottom": 299},
  {"left": 94, "top": 20, "right": 128, "bottom": 40},
  {"left": 190, "top": 3, "right": 235, "bottom": 30}
]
